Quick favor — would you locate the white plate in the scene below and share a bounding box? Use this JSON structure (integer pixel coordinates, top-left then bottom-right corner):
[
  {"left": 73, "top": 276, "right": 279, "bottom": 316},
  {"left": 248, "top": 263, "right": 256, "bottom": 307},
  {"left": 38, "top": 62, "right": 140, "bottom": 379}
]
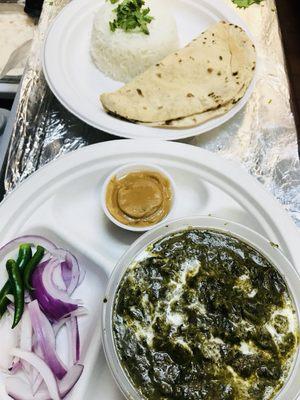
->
[
  {"left": 0, "top": 140, "right": 299, "bottom": 399},
  {"left": 43, "top": 0, "right": 257, "bottom": 140}
]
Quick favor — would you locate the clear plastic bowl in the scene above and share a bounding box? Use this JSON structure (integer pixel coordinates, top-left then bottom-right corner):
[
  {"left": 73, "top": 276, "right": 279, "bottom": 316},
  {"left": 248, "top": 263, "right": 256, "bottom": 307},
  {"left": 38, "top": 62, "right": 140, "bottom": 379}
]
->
[{"left": 102, "top": 216, "right": 300, "bottom": 400}]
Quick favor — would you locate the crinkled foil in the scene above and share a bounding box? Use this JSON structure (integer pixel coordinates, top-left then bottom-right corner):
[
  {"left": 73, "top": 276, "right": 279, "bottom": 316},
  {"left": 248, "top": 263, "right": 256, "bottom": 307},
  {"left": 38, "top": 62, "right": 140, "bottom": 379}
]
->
[{"left": 4, "top": 0, "right": 300, "bottom": 227}]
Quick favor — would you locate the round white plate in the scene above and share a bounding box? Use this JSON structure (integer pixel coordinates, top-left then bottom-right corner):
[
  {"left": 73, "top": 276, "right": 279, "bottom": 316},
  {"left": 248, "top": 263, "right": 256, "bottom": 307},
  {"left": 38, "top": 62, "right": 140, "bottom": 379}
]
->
[
  {"left": 43, "top": 0, "right": 257, "bottom": 140},
  {"left": 0, "top": 140, "right": 299, "bottom": 399}
]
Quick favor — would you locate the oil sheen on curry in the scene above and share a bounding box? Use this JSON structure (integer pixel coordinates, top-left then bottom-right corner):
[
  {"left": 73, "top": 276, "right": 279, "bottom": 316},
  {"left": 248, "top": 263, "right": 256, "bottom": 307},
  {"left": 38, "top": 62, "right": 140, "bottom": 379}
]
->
[
  {"left": 113, "top": 229, "right": 298, "bottom": 400},
  {"left": 106, "top": 170, "right": 172, "bottom": 227}
]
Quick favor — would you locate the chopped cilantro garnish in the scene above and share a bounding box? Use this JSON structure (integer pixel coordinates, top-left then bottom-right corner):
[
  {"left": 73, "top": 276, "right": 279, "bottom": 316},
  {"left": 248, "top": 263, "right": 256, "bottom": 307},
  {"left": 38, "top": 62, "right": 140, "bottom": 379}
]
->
[
  {"left": 232, "top": 0, "right": 264, "bottom": 7},
  {"left": 109, "top": 0, "right": 154, "bottom": 35}
]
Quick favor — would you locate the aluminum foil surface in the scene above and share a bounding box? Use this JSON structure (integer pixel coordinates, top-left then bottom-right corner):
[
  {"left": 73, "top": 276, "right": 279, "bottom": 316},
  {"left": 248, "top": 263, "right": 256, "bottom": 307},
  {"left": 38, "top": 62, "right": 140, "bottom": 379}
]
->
[{"left": 4, "top": 0, "right": 300, "bottom": 227}]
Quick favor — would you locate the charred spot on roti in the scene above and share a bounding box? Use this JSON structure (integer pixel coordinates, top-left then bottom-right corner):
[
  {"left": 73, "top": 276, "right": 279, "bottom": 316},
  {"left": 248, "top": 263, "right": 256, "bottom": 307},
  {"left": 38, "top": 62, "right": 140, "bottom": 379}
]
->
[
  {"left": 219, "top": 56, "right": 223, "bottom": 60},
  {"left": 232, "top": 71, "right": 239, "bottom": 76},
  {"left": 107, "top": 110, "right": 137, "bottom": 123},
  {"left": 217, "top": 72, "right": 222, "bottom": 76},
  {"left": 156, "top": 73, "right": 162, "bottom": 78},
  {"left": 158, "top": 106, "right": 163, "bottom": 110},
  {"left": 186, "top": 93, "right": 194, "bottom": 98},
  {"left": 136, "top": 88, "right": 144, "bottom": 97},
  {"left": 207, "top": 68, "right": 213, "bottom": 73}
]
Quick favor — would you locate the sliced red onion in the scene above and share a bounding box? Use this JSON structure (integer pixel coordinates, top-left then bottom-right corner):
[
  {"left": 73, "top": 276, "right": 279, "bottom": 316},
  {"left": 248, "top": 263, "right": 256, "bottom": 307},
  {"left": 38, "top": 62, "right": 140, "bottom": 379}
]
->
[
  {"left": 64, "top": 307, "right": 87, "bottom": 319},
  {"left": 8, "top": 357, "right": 22, "bottom": 374},
  {"left": 52, "top": 261, "right": 67, "bottom": 292},
  {"left": 5, "top": 376, "right": 34, "bottom": 400},
  {"left": 50, "top": 248, "right": 68, "bottom": 262},
  {"left": 10, "top": 348, "right": 60, "bottom": 400},
  {"left": 78, "top": 268, "right": 86, "bottom": 287},
  {"left": 33, "top": 373, "right": 44, "bottom": 395},
  {"left": 72, "top": 317, "right": 80, "bottom": 363},
  {"left": 7, "top": 303, "right": 14, "bottom": 315},
  {"left": 6, "top": 306, "right": 21, "bottom": 374},
  {"left": 32, "top": 343, "right": 43, "bottom": 394},
  {"left": 31, "top": 260, "right": 79, "bottom": 321},
  {"left": 0, "top": 236, "right": 57, "bottom": 261},
  {"left": 28, "top": 301, "right": 67, "bottom": 380},
  {"left": 52, "top": 320, "right": 66, "bottom": 337},
  {"left": 24, "top": 292, "right": 32, "bottom": 304},
  {"left": 51, "top": 248, "right": 82, "bottom": 295},
  {"left": 52, "top": 307, "right": 87, "bottom": 337},
  {"left": 34, "top": 364, "right": 84, "bottom": 400},
  {"left": 6, "top": 294, "right": 14, "bottom": 303},
  {"left": 20, "top": 306, "right": 32, "bottom": 377},
  {"left": 0, "top": 312, "right": 20, "bottom": 371},
  {"left": 20, "top": 306, "right": 32, "bottom": 352},
  {"left": 60, "top": 251, "right": 81, "bottom": 295},
  {"left": 3, "top": 237, "right": 85, "bottom": 399},
  {"left": 66, "top": 317, "right": 80, "bottom": 366},
  {"left": 58, "top": 363, "right": 84, "bottom": 398},
  {"left": 7, "top": 364, "right": 84, "bottom": 400}
]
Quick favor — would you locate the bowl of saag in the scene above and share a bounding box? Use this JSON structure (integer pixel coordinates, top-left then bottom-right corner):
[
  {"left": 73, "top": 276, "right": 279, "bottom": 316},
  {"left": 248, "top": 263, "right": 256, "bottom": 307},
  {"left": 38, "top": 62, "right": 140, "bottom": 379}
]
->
[{"left": 102, "top": 216, "right": 300, "bottom": 400}]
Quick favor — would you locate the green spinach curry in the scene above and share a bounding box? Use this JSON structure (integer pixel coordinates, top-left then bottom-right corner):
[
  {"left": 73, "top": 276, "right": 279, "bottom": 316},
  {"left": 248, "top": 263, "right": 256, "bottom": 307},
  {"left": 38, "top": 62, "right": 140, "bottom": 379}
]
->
[{"left": 113, "top": 229, "right": 298, "bottom": 400}]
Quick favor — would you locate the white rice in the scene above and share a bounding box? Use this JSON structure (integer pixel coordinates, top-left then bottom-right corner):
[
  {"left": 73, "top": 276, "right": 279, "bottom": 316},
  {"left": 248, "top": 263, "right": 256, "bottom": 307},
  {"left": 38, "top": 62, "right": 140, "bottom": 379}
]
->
[{"left": 90, "top": 0, "right": 179, "bottom": 83}]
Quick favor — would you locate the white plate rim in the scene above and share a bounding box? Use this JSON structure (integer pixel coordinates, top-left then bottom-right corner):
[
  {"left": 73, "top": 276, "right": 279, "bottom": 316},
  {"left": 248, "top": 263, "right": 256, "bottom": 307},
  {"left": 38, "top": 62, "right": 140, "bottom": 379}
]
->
[{"left": 42, "top": 0, "right": 259, "bottom": 140}]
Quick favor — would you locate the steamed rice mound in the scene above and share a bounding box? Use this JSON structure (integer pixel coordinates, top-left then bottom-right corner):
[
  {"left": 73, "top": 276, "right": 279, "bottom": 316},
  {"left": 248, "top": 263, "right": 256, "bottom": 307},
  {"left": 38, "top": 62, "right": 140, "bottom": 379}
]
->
[{"left": 90, "top": 0, "right": 179, "bottom": 83}]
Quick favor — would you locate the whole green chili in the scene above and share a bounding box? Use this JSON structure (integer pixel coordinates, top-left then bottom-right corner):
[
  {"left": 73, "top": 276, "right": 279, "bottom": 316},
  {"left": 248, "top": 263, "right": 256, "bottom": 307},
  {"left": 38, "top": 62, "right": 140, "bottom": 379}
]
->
[
  {"left": 0, "top": 244, "right": 32, "bottom": 318},
  {"left": 6, "top": 259, "right": 24, "bottom": 329},
  {"left": 16, "top": 244, "right": 32, "bottom": 270},
  {"left": 24, "top": 245, "right": 45, "bottom": 290},
  {"left": 0, "top": 281, "right": 11, "bottom": 317}
]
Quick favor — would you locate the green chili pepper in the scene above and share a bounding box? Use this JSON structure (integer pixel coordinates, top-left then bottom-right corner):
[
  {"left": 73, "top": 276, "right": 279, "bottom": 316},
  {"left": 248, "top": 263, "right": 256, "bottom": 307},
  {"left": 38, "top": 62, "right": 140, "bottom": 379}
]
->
[
  {"left": 0, "top": 281, "right": 11, "bottom": 317},
  {"left": 6, "top": 259, "right": 24, "bottom": 329},
  {"left": 16, "top": 244, "right": 32, "bottom": 270},
  {"left": 0, "top": 244, "right": 32, "bottom": 318},
  {"left": 24, "top": 245, "right": 45, "bottom": 290}
]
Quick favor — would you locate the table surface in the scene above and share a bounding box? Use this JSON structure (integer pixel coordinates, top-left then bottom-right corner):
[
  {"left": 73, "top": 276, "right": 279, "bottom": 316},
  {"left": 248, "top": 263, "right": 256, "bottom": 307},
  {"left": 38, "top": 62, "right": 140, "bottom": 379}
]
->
[{"left": 275, "top": 0, "right": 300, "bottom": 146}]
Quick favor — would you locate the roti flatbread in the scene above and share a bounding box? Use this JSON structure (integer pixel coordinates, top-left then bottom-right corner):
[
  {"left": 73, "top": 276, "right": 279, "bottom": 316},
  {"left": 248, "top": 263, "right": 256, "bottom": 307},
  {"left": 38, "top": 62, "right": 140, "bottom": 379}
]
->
[{"left": 100, "top": 21, "right": 256, "bottom": 129}]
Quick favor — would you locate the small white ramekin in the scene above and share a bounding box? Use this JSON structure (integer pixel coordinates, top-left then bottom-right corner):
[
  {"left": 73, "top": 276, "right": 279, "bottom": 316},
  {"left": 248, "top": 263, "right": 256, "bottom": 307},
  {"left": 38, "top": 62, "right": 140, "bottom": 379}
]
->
[{"left": 101, "top": 163, "right": 176, "bottom": 232}]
